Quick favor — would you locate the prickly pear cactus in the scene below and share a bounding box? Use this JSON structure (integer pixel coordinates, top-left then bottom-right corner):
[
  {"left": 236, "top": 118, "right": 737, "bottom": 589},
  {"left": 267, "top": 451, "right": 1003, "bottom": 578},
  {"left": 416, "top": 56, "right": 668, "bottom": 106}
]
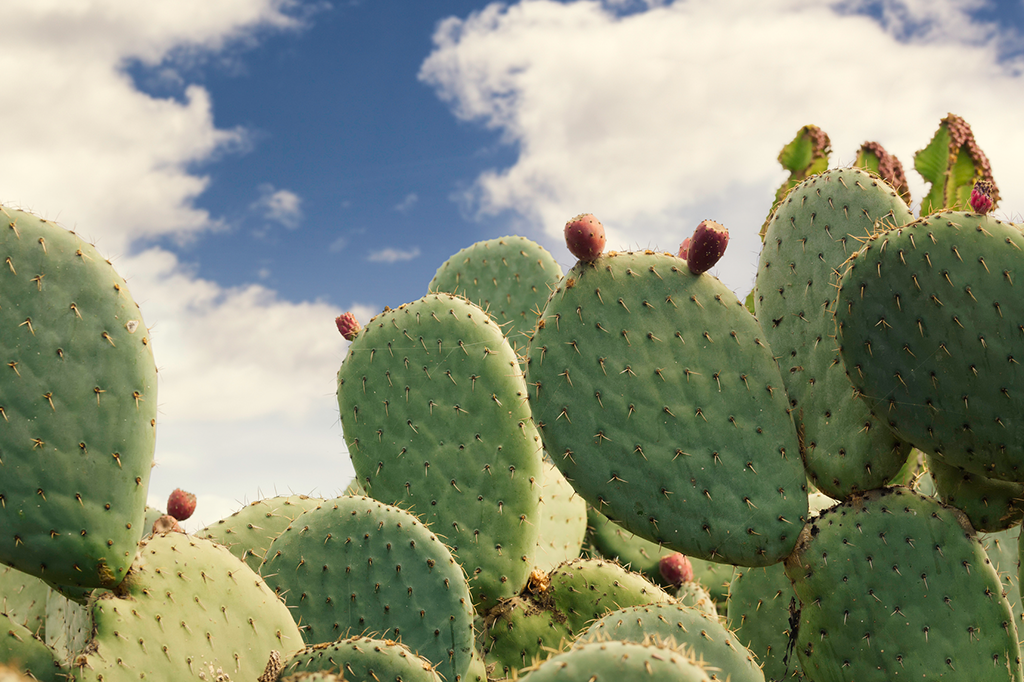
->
[
  {"left": 835, "top": 211, "right": 1024, "bottom": 481},
  {"left": 577, "top": 603, "right": 764, "bottom": 682},
  {"left": 337, "top": 293, "right": 544, "bottom": 610},
  {"left": 915, "top": 113, "right": 998, "bottom": 215},
  {"left": 518, "top": 640, "right": 715, "bottom": 682},
  {"left": 0, "top": 566, "right": 47, "bottom": 638},
  {"left": 197, "top": 494, "right": 324, "bottom": 573},
  {"left": 428, "top": 236, "right": 563, "bottom": 356},
  {"left": 72, "top": 532, "right": 301, "bottom": 682},
  {"left": 261, "top": 496, "right": 476, "bottom": 682},
  {"left": 756, "top": 168, "right": 914, "bottom": 499},
  {"left": 785, "top": 487, "right": 1022, "bottom": 681},
  {"left": 278, "top": 636, "right": 442, "bottom": 682},
  {"left": 526, "top": 252, "right": 808, "bottom": 566},
  {"left": 0, "top": 206, "right": 157, "bottom": 589}
]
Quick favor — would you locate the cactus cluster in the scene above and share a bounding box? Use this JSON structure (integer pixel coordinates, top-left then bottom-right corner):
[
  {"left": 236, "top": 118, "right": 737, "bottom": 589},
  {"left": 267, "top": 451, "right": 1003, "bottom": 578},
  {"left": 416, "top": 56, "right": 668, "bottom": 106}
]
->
[{"left": 2, "top": 112, "right": 1023, "bottom": 682}]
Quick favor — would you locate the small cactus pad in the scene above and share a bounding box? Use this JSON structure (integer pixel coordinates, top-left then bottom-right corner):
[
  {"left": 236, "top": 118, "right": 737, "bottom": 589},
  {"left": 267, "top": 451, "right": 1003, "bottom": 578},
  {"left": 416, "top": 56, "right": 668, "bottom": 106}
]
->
[
  {"left": 428, "top": 236, "right": 563, "bottom": 356},
  {"left": 784, "top": 487, "right": 1022, "bottom": 681},
  {"left": 0, "top": 206, "right": 158, "bottom": 589},
  {"left": 915, "top": 113, "right": 998, "bottom": 215},
  {"left": 756, "top": 168, "right": 914, "bottom": 499},
  {"left": 517, "top": 640, "right": 715, "bottom": 682},
  {"left": 728, "top": 563, "right": 801, "bottom": 682},
  {"left": 337, "top": 293, "right": 544, "bottom": 609},
  {"left": 577, "top": 603, "right": 764, "bottom": 682},
  {"left": 526, "top": 252, "right": 808, "bottom": 565},
  {"left": 0, "top": 611, "right": 62, "bottom": 681},
  {"left": 834, "top": 211, "right": 1024, "bottom": 481},
  {"left": 72, "top": 533, "right": 302, "bottom": 682},
  {"left": 479, "top": 558, "right": 672, "bottom": 678},
  {"left": 279, "top": 636, "right": 442, "bottom": 682},
  {"left": 0, "top": 566, "right": 47, "bottom": 638},
  {"left": 854, "top": 141, "right": 911, "bottom": 205},
  {"left": 928, "top": 454, "right": 1024, "bottom": 533},
  {"left": 197, "top": 494, "right": 324, "bottom": 573},
  {"left": 261, "top": 496, "right": 475, "bottom": 681},
  {"left": 761, "top": 124, "right": 832, "bottom": 238}
]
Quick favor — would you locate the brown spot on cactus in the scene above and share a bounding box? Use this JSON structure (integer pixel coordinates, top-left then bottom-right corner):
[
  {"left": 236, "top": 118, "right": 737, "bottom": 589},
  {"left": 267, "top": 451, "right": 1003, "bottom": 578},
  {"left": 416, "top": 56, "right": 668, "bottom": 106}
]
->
[
  {"left": 686, "top": 220, "right": 729, "bottom": 274},
  {"left": 151, "top": 514, "right": 183, "bottom": 534},
  {"left": 335, "top": 311, "right": 362, "bottom": 340},
  {"left": 564, "top": 213, "right": 605, "bottom": 262}
]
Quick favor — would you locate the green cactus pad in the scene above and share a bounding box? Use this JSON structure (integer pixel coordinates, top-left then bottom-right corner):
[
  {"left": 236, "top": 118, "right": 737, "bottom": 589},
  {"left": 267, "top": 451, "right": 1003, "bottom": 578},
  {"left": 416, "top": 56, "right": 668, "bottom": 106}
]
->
[
  {"left": 0, "top": 612, "right": 62, "bottom": 681},
  {"left": 479, "top": 557, "right": 672, "bottom": 678},
  {"left": 674, "top": 581, "right": 718, "bottom": 618},
  {"left": 72, "top": 532, "right": 301, "bottom": 682},
  {"left": 517, "top": 640, "right": 715, "bottom": 682},
  {"left": 0, "top": 566, "right": 47, "bottom": 638},
  {"left": 197, "top": 494, "right": 324, "bottom": 573},
  {"left": 785, "top": 487, "right": 1021, "bottom": 681},
  {"left": 526, "top": 251, "right": 808, "bottom": 566},
  {"left": 756, "top": 168, "right": 914, "bottom": 499},
  {"left": 728, "top": 563, "right": 801, "bottom": 682},
  {"left": 280, "top": 636, "right": 442, "bottom": 682},
  {"left": 577, "top": 603, "right": 764, "bottom": 682},
  {"left": 928, "top": 454, "right": 1024, "bottom": 533},
  {"left": 533, "top": 460, "right": 587, "bottom": 572},
  {"left": 0, "top": 207, "right": 157, "bottom": 589},
  {"left": 915, "top": 113, "right": 998, "bottom": 215},
  {"left": 428, "top": 236, "right": 563, "bottom": 356},
  {"left": 835, "top": 211, "right": 1024, "bottom": 481},
  {"left": 337, "top": 293, "right": 544, "bottom": 610},
  {"left": 261, "top": 496, "right": 475, "bottom": 682},
  {"left": 44, "top": 589, "right": 93, "bottom": 669}
]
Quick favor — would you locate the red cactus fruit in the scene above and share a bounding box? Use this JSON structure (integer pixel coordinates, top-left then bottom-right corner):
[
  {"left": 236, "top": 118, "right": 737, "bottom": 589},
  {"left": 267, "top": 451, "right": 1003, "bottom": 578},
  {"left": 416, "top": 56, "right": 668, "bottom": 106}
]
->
[
  {"left": 686, "top": 220, "right": 729, "bottom": 275},
  {"left": 335, "top": 312, "right": 362, "bottom": 341},
  {"left": 970, "top": 180, "right": 994, "bottom": 215},
  {"left": 677, "top": 236, "right": 690, "bottom": 260},
  {"left": 564, "top": 213, "right": 606, "bottom": 261},
  {"left": 166, "top": 488, "right": 197, "bottom": 521},
  {"left": 152, "top": 514, "right": 183, "bottom": 534},
  {"left": 659, "top": 553, "right": 694, "bottom": 586}
]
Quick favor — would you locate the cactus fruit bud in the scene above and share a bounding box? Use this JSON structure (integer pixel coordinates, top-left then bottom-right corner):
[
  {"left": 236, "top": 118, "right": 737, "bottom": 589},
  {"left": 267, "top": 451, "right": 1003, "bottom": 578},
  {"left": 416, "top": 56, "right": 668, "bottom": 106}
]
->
[
  {"left": 166, "top": 488, "right": 196, "bottom": 521},
  {"left": 335, "top": 312, "right": 362, "bottom": 340},
  {"left": 970, "top": 180, "right": 995, "bottom": 214},
  {"left": 152, "top": 514, "right": 183, "bottom": 534},
  {"left": 686, "top": 220, "right": 729, "bottom": 274},
  {"left": 658, "top": 553, "right": 694, "bottom": 586},
  {"left": 677, "top": 236, "right": 690, "bottom": 260},
  {"left": 564, "top": 213, "right": 606, "bottom": 261}
]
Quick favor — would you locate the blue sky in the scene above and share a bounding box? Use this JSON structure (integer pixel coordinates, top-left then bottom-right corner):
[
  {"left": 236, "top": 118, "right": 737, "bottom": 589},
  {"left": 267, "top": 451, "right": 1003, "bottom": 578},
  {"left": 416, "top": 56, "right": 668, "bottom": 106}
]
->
[{"left": 3, "top": 0, "right": 1024, "bottom": 528}]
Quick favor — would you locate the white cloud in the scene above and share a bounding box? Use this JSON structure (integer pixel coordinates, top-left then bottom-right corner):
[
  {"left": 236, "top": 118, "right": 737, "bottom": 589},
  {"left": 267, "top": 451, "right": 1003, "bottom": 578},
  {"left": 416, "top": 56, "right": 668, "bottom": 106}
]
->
[
  {"left": 252, "top": 183, "right": 304, "bottom": 229},
  {"left": 367, "top": 246, "right": 422, "bottom": 263},
  {"left": 393, "top": 192, "right": 419, "bottom": 213},
  {"left": 421, "top": 0, "right": 1024, "bottom": 295},
  {"left": 0, "top": 1, "right": 355, "bottom": 526}
]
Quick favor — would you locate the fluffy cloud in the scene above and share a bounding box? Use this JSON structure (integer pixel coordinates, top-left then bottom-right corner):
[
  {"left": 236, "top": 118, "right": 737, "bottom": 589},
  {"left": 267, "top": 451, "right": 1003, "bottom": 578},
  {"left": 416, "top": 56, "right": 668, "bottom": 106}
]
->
[
  {"left": 421, "top": 0, "right": 1024, "bottom": 294},
  {"left": 253, "top": 183, "right": 304, "bottom": 229},
  {"left": 368, "top": 246, "right": 422, "bottom": 263}
]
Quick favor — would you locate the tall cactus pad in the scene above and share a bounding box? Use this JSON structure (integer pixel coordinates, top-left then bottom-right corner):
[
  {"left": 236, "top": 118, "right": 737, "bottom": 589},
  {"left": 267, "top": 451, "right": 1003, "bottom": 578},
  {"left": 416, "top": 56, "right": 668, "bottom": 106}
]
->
[
  {"left": 0, "top": 207, "right": 157, "bottom": 588},
  {"left": 279, "top": 637, "right": 442, "bottom": 682},
  {"left": 526, "top": 252, "right": 808, "bottom": 565},
  {"left": 429, "top": 236, "right": 563, "bottom": 356},
  {"left": 915, "top": 113, "right": 998, "bottom": 215},
  {"left": 577, "top": 603, "right": 764, "bottom": 682},
  {"left": 337, "top": 294, "right": 544, "bottom": 609},
  {"left": 518, "top": 641, "right": 715, "bottom": 682},
  {"left": 73, "top": 533, "right": 302, "bottom": 682},
  {"left": 835, "top": 211, "right": 1024, "bottom": 481},
  {"left": 261, "top": 496, "right": 475, "bottom": 682},
  {"left": 756, "top": 168, "right": 914, "bottom": 499},
  {"left": 785, "top": 487, "right": 1021, "bottom": 681}
]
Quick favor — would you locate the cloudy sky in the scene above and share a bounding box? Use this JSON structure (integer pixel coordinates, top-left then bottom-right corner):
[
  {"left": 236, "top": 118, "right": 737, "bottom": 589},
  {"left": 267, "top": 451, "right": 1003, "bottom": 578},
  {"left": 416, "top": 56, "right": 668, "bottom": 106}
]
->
[{"left": 3, "top": 0, "right": 1022, "bottom": 529}]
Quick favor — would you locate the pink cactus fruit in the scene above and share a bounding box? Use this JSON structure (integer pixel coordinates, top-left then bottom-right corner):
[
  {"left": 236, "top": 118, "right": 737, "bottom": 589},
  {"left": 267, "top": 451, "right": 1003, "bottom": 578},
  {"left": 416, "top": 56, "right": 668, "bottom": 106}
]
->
[
  {"left": 686, "top": 220, "right": 729, "bottom": 275},
  {"left": 677, "top": 236, "right": 690, "bottom": 260},
  {"left": 970, "top": 179, "right": 995, "bottom": 215},
  {"left": 152, "top": 514, "right": 183, "bottom": 535},
  {"left": 166, "top": 488, "right": 197, "bottom": 521},
  {"left": 564, "top": 213, "right": 606, "bottom": 261},
  {"left": 659, "top": 552, "right": 694, "bottom": 586},
  {"left": 335, "top": 311, "right": 362, "bottom": 341}
]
